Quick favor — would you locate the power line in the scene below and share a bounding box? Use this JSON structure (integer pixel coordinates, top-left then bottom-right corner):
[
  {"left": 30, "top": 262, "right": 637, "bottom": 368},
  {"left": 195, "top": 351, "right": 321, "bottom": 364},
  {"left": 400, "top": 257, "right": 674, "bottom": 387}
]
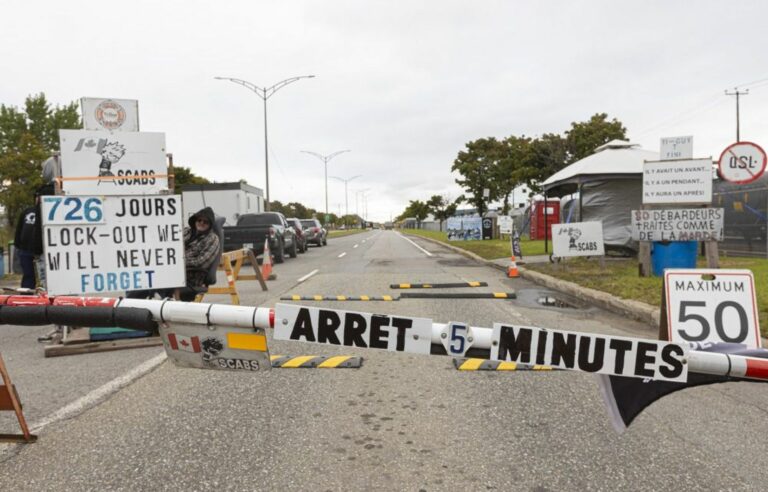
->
[{"left": 725, "top": 88, "right": 749, "bottom": 141}]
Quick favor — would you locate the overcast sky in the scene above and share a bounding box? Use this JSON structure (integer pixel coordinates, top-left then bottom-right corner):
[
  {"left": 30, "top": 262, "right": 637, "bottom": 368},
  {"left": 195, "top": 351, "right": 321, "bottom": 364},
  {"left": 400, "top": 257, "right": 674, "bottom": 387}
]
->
[{"left": 2, "top": 1, "right": 768, "bottom": 221}]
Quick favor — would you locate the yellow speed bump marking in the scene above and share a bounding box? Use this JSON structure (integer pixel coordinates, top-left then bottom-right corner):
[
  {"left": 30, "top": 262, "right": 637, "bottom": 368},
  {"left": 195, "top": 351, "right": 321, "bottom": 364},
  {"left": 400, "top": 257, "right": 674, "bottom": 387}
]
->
[
  {"left": 399, "top": 283, "right": 411, "bottom": 289},
  {"left": 336, "top": 295, "right": 347, "bottom": 301},
  {"left": 458, "top": 358, "right": 485, "bottom": 371},
  {"left": 318, "top": 356, "right": 353, "bottom": 368},
  {"left": 382, "top": 295, "right": 393, "bottom": 301},
  {"left": 226, "top": 333, "right": 268, "bottom": 352},
  {"left": 360, "top": 295, "right": 370, "bottom": 301},
  {"left": 468, "top": 281, "right": 481, "bottom": 287},
  {"left": 496, "top": 361, "right": 518, "bottom": 371},
  {"left": 281, "top": 355, "right": 318, "bottom": 368},
  {"left": 291, "top": 295, "right": 301, "bottom": 301},
  {"left": 493, "top": 292, "right": 508, "bottom": 299},
  {"left": 313, "top": 295, "right": 323, "bottom": 301}
]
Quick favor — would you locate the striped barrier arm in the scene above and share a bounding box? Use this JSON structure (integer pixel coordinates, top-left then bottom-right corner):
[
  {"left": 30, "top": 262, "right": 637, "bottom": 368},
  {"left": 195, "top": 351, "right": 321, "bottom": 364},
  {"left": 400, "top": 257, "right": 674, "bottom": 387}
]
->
[
  {"left": 270, "top": 355, "right": 363, "bottom": 368},
  {"left": 16, "top": 295, "right": 768, "bottom": 384},
  {"left": 390, "top": 282, "right": 487, "bottom": 289}
]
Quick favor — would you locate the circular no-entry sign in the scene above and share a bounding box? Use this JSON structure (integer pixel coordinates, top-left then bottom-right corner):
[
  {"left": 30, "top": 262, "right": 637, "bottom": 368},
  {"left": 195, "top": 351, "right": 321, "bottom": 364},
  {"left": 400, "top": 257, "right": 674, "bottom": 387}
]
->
[{"left": 717, "top": 141, "right": 767, "bottom": 184}]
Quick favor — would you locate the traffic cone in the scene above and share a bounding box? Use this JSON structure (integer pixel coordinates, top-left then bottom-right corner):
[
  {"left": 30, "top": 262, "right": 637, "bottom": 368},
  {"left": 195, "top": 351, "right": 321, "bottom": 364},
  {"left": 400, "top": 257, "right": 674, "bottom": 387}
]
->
[
  {"left": 507, "top": 255, "right": 520, "bottom": 278},
  {"left": 261, "top": 239, "right": 273, "bottom": 280}
]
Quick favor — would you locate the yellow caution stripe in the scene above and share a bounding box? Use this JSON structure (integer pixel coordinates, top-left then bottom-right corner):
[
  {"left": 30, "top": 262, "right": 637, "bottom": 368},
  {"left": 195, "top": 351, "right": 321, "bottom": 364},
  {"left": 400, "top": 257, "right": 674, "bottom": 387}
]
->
[
  {"left": 453, "top": 358, "right": 555, "bottom": 371},
  {"left": 389, "top": 281, "right": 488, "bottom": 289},
  {"left": 269, "top": 355, "right": 364, "bottom": 369},
  {"left": 279, "top": 295, "right": 400, "bottom": 301}
]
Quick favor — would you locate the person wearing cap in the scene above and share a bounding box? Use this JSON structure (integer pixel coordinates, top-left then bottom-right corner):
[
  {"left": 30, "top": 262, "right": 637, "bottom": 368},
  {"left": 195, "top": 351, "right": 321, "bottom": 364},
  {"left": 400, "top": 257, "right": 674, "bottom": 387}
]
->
[{"left": 126, "top": 207, "right": 220, "bottom": 301}]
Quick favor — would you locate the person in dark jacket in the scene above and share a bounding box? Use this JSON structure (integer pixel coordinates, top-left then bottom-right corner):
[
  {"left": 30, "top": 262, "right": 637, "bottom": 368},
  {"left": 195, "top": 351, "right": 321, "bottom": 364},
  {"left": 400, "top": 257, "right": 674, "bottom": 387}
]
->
[
  {"left": 14, "top": 203, "right": 38, "bottom": 289},
  {"left": 127, "top": 207, "right": 220, "bottom": 301}
]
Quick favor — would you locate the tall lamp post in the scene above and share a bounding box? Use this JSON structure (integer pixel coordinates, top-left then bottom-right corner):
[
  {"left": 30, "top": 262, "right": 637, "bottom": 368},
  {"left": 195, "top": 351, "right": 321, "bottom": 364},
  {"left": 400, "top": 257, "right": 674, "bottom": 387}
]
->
[
  {"left": 355, "top": 188, "right": 370, "bottom": 218},
  {"left": 214, "top": 75, "right": 315, "bottom": 211},
  {"left": 330, "top": 174, "right": 361, "bottom": 218},
  {"left": 301, "top": 149, "right": 350, "bottom": 219}
]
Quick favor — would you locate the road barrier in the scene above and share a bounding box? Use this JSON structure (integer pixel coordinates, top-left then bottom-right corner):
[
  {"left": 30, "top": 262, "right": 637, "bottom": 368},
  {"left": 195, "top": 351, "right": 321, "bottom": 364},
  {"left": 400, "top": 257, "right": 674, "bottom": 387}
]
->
[
  {"left": 399, "top": 292, "right": 516, "bottom": 299},
  {"left": 270, "top": 355, "right": 363, "bottom": 369},
  {"left": 389, "top": 282, "right": 487, "bottom": 289},
  {"left": 196, "top": 248, "right": 268, "bottom": 305},
  {"left": 281, "top": 295, "right": 397, "bottom": 301},
  {"left": 0, "top": 354, "right": 36, "bottom": 443}
]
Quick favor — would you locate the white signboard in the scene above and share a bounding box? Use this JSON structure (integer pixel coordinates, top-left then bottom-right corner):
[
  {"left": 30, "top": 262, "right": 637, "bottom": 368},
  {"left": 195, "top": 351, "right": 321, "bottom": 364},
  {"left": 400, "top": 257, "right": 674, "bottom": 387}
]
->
[
  {"left": 717, "top": 141, "right": 767, "bottom": 184},
  {"left": 660, "top": 136, "right": 693, "bottom": 161},
  {"left": 273, "top": 304, "right": 433, "bottom": 354},
  {"left": 643, "top": 158, "right": 713, "bottom": 205},
  {"left": 631, "top": 208, "right": 724, "bottom": 241},
  {"left": 81, "top": 98, "right": 139, "bottom": 132},
  {"left": 446, "top": 216, "right": 482, "bottom": 241},
  {"left": 498, "top": 215, "right": 513, "bottom": 234},
  {"left": 551, "top": 221, "right": 605, "bottom": 257},
  {"left": 42, "top": 195, "right": 185, "bottom": 296},
  {"left": 665, "top": 269, "right": 761, "bottom": 349},
  {"left": 59, "top": 130, "right": 168, "bottom": 195},
  {"left": 490, "top": 324, "right": 688, "bottom": 382}
]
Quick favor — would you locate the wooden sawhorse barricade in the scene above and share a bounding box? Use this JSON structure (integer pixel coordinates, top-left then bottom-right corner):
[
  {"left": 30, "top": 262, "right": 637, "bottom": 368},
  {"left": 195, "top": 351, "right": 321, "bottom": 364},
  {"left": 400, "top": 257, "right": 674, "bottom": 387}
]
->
[
  {"left": 0, "top": 353, "right": 36, "bottom": 442},
  {"left": 195, "top": 249, "right": 268, "bottom": 305}
]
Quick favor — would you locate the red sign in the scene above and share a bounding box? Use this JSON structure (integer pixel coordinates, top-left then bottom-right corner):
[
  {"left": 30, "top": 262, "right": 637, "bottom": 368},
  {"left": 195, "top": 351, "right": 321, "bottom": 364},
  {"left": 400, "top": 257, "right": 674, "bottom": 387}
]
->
[{"left": 717, "top": 141, "right": 767, "bottom": 184}]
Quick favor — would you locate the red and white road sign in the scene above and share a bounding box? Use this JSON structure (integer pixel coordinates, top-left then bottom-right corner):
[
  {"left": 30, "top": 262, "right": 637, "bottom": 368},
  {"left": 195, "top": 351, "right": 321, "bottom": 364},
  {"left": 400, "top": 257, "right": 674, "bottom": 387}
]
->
[{"left": 718, "top": 141, "right": 767, "bottom": 184}]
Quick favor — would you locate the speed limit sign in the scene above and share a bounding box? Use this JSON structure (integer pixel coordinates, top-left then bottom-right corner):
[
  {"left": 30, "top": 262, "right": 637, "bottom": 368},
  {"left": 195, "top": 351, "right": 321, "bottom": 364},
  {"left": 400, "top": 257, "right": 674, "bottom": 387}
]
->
[
  {"left": 665, "top": 269, "right": 761, "bottom": 349},
  {"left": 717, "top": 141, "right": 767, "bottom": 184}
]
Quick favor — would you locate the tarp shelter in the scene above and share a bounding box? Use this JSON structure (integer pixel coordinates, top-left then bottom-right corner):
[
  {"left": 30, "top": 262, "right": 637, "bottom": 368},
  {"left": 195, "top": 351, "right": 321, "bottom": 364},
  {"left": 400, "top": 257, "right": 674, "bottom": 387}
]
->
[{"left": 541, "top": 140, "right": 659, "bottom": 253}]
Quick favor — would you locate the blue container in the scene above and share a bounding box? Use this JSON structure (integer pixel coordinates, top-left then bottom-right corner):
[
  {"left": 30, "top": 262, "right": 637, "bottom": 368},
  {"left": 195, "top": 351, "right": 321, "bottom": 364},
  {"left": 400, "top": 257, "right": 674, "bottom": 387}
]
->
[{"left": 651, "top": 241, "right": 697, "bottom": 276}]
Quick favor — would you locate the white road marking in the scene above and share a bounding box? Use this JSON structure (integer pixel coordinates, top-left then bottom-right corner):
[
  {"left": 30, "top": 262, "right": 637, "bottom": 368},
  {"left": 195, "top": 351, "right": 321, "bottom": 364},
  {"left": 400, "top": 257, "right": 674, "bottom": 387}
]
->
[
  {"left": 30, "top": 352, "right": 167, "bottom": 433},
  {"left": 338, "top": 252, "right": 347, "bottom": 258},
  {"left": 396, "top": 232, "right": 434, "bottom": 257},
  {"left": 297, "top": 269, "right": 319, "bottom": 283},
  {"left": 353, "top": 244, "right": 359, "bottom": 248}
]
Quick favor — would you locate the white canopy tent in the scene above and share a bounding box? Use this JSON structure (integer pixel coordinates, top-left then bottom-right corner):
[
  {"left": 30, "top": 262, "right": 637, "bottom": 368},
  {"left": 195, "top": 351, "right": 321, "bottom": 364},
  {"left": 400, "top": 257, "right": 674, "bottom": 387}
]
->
[{"left": 542, "top": 140, "right": 659, "bottom": 252}]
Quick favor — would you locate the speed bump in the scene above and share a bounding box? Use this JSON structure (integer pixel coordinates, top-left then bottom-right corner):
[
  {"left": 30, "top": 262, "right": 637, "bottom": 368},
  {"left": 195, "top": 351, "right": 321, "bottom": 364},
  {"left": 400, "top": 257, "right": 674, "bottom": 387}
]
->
[
  {"left": 400, "top": 292, "right": 516, "bottom": 299},
  {"left": 390, "top": 281, "right": 488, "bottom": 289},
  {"left": 270, "top": 355, "right": 364, "bottom": 368},
  {"left": 281, "top": 295, "right": 397, "bottom": 301},
  {"left": 453, "top": 358, "right": 554, "bottom": 371}
]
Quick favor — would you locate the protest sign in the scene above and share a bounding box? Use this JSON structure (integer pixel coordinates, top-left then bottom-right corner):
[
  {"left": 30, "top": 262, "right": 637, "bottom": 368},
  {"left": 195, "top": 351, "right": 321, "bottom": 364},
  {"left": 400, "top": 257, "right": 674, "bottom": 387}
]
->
[
  {"left": 631, "top": 208, "right": 724, "bottom": 241},
  {"left": 551, "top": 221, "right": 605, "bottom": 257}
]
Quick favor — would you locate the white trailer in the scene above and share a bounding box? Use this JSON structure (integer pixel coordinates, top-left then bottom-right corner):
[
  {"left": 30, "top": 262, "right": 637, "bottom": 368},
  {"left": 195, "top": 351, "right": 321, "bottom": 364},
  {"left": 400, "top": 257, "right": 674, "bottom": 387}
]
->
[{"left": 181, "top": 182, "right": 264, "bottom": 225}]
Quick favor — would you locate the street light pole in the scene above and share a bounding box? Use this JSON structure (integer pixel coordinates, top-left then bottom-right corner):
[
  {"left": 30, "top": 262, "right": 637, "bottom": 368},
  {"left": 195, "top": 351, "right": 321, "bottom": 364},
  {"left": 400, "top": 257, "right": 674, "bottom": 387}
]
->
[
  {"left": 215, "top": 75, "right": 315, "bottom": 211},
  {"left": 301, "top": 150, "right": 350, "bottom": 218},
  {"left": 330, "top": 175, "right": 361, "bottom": 218},
  {"left": 355, "top": 188, "right": 370, "bottom": 219}
]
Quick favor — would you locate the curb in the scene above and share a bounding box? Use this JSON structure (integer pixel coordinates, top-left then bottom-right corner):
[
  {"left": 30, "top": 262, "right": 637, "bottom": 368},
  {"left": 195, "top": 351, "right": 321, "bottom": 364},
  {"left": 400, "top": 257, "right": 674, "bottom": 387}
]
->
[{"left": 404, "top": 233, "right": 661, "bottom": 328}]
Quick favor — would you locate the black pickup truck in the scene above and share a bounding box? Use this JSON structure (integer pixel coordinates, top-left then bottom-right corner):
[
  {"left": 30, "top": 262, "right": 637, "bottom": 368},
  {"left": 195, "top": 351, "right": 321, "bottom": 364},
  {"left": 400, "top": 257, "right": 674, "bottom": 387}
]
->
[{"left": 223, "top": 212, "right": 297, "bottom": 263}]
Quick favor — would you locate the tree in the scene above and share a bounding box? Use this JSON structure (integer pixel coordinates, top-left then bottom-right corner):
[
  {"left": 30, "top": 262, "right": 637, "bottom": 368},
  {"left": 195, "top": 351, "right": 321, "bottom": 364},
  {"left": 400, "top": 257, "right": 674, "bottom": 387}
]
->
[
  {"left": 173, "top": 165, "right": 211, "bottom": 194},
  {"left": 0, "top": 93, "right": 81, "bottom": 228},
  {"left": 516, "top": 133, "right": 569, "bottom": 192},
  {"left": 451, "top": 137, "right": 503, "bottom": 216},
  {"left": 494, "top": 135, "right": 531, "bottom": 214},
  {"left": 427, "top": 195, "right": 457, "bottom": 231},
  {"left": 397, "top": 199, "right": 430, "bottom": 227},
  {"left": 565, "top": 113, "right": 627, "bottom": 163}
]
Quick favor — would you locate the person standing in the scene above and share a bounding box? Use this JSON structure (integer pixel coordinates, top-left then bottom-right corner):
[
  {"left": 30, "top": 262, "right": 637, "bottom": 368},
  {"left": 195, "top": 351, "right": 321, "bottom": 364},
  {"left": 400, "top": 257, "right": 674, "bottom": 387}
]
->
[{"left": 14, "top": 202, "right": 38, "bottom": 289}]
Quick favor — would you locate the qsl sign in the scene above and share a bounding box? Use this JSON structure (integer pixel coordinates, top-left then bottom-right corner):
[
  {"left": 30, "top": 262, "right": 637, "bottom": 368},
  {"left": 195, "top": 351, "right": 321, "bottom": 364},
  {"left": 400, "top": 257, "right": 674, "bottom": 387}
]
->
[{"left": 718, "top": 142, "right": 767, "bottom": 184}]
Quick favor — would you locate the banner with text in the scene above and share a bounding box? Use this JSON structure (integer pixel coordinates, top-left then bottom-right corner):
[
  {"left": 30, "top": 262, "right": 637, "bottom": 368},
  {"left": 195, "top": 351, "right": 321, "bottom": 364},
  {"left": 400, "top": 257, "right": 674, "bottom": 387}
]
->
[
  {"left": 631, "top": 208, "right": 724, "bottom": 241},
  {"left": 42, "top": 195, "right": 185, "bottom": 295},
  {"left": 642, "top": 158, "right": 713, "bottom": 205},
  {"left": 552, "top": 221, "right": 605, "bottom": 257},
  {"left": 446, "top": 216, "right": 482, "bottom": 241},
  {"left": 59, "top": 129, "right": 167, "bottom": 195}
]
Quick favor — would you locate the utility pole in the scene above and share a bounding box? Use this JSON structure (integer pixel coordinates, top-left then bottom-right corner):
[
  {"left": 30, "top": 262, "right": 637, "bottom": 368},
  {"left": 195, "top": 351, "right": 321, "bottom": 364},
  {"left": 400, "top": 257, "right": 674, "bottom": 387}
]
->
[{"left": 725, "top": 88, "right": 749, "bottom": 141}]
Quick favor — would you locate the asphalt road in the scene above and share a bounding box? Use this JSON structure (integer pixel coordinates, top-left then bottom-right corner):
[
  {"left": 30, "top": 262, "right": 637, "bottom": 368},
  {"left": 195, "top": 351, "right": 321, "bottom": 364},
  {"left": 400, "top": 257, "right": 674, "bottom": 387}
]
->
[{"left": 1, "top": 230, "right": 767, "bottom": 490}]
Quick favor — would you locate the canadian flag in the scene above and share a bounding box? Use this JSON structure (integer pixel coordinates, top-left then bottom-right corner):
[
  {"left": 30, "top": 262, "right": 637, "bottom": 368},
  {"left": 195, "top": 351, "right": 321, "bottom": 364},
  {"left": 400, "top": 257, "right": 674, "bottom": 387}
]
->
[{"left": 167, "top": 333, "right": 201, "bottom": 353}]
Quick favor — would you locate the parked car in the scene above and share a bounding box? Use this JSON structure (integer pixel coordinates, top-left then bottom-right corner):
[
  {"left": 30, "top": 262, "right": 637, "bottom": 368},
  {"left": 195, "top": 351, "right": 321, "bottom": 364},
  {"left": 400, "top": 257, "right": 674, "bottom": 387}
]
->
[
  {"left": 287, "top": 218, "right": 308, "bottom": 253},
  {"left": 223, "top": 212, "right": 297, "bottom": 263},
  {"left": 300, "top": 218, "right": 327, "bottom": 247}
]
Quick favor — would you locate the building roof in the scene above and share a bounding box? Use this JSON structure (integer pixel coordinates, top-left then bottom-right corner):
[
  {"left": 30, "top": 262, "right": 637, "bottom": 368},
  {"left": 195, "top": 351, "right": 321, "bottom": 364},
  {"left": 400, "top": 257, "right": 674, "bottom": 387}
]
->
[
  {"left": 542, "top": 140, "right": 658, "bottom": 195},
  {"left": 181, "top": 182, "right": 264, "bottom": 197}
]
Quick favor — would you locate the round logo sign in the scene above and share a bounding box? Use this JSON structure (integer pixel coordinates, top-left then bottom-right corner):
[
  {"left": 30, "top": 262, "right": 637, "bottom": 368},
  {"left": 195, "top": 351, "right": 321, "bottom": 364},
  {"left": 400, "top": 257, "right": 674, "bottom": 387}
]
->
[
  {"left": 94, "top": 100, "right": 127, "bottom": 130},
  {"left": 717, "top": 141, "right": 767, "bottom": 184}
]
